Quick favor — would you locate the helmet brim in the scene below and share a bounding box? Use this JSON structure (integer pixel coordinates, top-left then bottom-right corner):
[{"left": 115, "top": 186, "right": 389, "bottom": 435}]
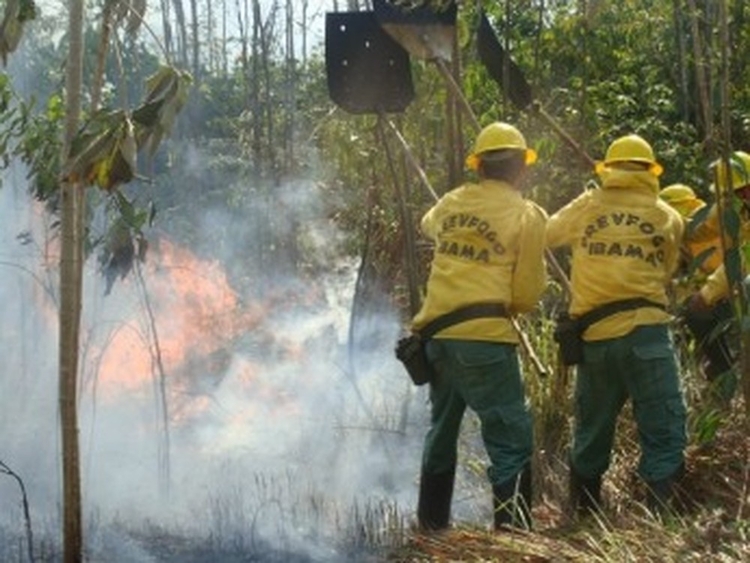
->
[
  {"left": 595, "top": 160, "right": 663, "bottom": 177},
  {"left": 465, "top": 148, "right": 537, "bottom": 171}
]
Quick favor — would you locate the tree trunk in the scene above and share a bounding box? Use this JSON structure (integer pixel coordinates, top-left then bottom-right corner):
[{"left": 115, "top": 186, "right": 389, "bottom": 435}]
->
[
  {"left": 285, "top": 0, "right": 295, "bottom": 172},
  {"left": 190, "top": 0, "right": 200, "bottom": 80},
  {"left": 260, "top": 3, "right": 278, "bottom": 176},
  {"left": 672, "top": 0, "right": 690, "bottom": 121},
  {"left": 222, "top": 0, "right": 228, "bottom": 76},
  {"left": 172, "top": 0, "right": 189, "bottom": 67},
  {"left": 686, "top": 0, "right": 713, "bottom": 143},
  {"left": 207, "top": 0, "right": 214, "bottom": 73},
  {"left": 160, "top": 0, "right": 174, "bottom": 60},
  {"left": 251, "top": 0, "right": 261, "bottom": 172},
  {"left": 61, "top": 0, "right": 85, "bottom": 559},
  {"left": 300, "top": 0, "right": 308, "bottom": 64},
  {"left": 91, "top": 1, "right": 115, "bottom": 111}
]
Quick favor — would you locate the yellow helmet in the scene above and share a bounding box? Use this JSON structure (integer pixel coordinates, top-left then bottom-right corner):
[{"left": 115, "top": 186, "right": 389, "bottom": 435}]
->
[
  {"left": 465, "top": 122, "right": 537, "bottom": 171},
  {"left": 710, "top": 151, "right": 750, "bottom": 192},
  {"left": 595, "top": 134, "right": 663, "bottom": 177},
  {"left": 659, "top": 184, "right": 705, "bottom": 217}
]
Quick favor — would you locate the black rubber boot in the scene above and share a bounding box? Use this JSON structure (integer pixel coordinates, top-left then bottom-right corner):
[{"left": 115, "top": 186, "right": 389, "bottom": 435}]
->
[
  {"left": 569, "top": 470, "right": 602, "bottom": 518},
  {"left": 417, "top": 466, "right": 456, "bottom": 531},
  {"left": 493, "top": 463, "right": 532, "bottom": 531},
  {"left": 646, "top": 464, "right": 685, "bottom": 517}
]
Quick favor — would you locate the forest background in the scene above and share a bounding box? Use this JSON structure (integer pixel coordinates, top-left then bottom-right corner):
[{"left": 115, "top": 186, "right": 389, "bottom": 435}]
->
[{"left": 1, "top": 0, "right": 750, "bottom": 561}]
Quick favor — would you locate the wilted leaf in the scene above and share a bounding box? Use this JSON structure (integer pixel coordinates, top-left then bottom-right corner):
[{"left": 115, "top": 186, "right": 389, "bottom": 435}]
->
[
  {"left": 115, "top": 190, "right": 135, "bottom": 223},
  {"left": 144, "top": 66, "right": 180, "bottom": 104},
  {"left": 133, "top": 66, "right": 192, "bottom": 156},
  {"left": 66, "top": 128, "right": 118, "bottom": 184},
  {"left": 0, "top": 0, "right": 22, "bottom": 66},
  {"left": 98, "top": 116, "right": 137, "bottom": 191},
  {"left": 100, "top": 218, "right": 135, "bottom": 295},
  {"left": 0, "top": 0, "right": 37, "bottom": 66},
  {"left": 131, "top": 99, "right": 162, "bottom": 128},
  {"left": 64, "top": 111, "right": 139, "bottom": 191},
  {"left": 98, "top": 193, "right": 154, "bottom": 293}
]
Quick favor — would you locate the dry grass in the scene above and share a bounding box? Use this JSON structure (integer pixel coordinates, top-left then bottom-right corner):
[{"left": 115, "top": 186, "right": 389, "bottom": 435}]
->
[
  {"left": 387, "top": 391, "right": 750, "bottom": 563},
  {"left": 388, "top": 309, "right": 750, "bottom": 563}
]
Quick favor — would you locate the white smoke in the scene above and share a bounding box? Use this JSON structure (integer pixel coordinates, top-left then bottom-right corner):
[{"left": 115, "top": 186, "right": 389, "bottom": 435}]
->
[{"left": 0, "top": 162, "right": 430, "bottom": 561}]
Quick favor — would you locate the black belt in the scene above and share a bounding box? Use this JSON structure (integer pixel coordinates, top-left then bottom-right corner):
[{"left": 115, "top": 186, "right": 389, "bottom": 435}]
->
[
  {"left": 576, "top": 298, "right": 666, "bottom": 333},
  {"left": 418, "top": 303, "right": 509, "bottom": 339}
]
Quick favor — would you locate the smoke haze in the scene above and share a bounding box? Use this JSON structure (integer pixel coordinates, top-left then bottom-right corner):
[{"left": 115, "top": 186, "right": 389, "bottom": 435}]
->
[{"left": 0, "top": 157, "right": 431, "bottom": 561}]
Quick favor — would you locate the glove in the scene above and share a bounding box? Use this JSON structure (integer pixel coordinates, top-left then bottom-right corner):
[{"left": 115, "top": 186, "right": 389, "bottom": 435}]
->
[{"left": 686, "top": 291, "right": 712, "bottom": 315}]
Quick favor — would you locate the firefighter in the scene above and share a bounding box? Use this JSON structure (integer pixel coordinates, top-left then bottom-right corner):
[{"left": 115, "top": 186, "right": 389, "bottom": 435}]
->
[
  {"left": 658, "top": 184, "right": 721, "bottom": 276},
  {"left": 412, "top": 122, "right": 547, "bottom": 532},
  {"left": 659, "top": 184, "right": 734, "bottom": 393},
  {"left": 546, "top": 134, "right": 687, "bottom": 517},
  {"left": 685, "top": 151, "right": 750, "bottom": 399}
]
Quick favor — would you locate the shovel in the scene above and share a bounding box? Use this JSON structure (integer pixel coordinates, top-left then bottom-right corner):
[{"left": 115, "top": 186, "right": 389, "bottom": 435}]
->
[
  {"left": 372, "top": 0, "right": 480, "bottom": 131},
  {"left": 371, "top": 0, "right": 456, "bottom": 62},
  {"left": 477, "top": 11, "right": 595, "bottom": 169}
]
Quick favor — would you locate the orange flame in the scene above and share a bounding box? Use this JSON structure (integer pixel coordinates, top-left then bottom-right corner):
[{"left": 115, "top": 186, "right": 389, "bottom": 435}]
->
[{"left": 94, "top": 237, "right": 267, "bottom": 396}]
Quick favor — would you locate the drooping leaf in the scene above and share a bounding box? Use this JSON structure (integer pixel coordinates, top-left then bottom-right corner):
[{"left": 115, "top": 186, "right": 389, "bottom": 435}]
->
[
  {"left": 98, "top": 116, "right": 137, "bottom": 191},
  {"left": 687, "top": 204, "right": 711, "bottom": 238},
  {"left": 689, "top": 246, "right": 718, "bottom": 276},
  {"left": 730, "top": 152, "right": 750, "bottom": 187},
  {"left": 0, "top": 0, "right": 37, "bottom": 66},
  {"left": 721, "top": 205, "right": 741, "bottom": 245},
  {"left": 114, "top": 190, "right": 135, "bottom": 223},
  {"left": 99, "top": 216, "right": 135, "bottom": 295},
  {"left": 132, "top": 66, "right": 192, "bottom": 156},
  {"left": 65, "top": 127, "right": 118, "bottom": 184},
  {"left": 725, "top": 247, "right": 743, "bottom": 289},
  {"left": 63, "top": 111, "right": 139, "bottom": 191}
]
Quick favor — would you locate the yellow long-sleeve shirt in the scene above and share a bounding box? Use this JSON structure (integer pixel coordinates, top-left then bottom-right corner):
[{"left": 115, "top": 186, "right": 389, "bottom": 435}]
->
[
  {"left": 546, "top": 170, "right": 684, "bottom": 340},
  {"left": 693, "top": 205, "right": 750, "bottom": 305},
  {"left": 667, "top": 204, "right": 722, "bottom": 303},
  {"left": 411, "top": 179, "right": 548, "bottom": 343}
]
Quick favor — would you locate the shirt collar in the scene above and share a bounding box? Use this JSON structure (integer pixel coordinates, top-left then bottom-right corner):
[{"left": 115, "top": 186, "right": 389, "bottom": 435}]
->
[{"left": 478, "top": 179, "right": 523, "bottom": 200}]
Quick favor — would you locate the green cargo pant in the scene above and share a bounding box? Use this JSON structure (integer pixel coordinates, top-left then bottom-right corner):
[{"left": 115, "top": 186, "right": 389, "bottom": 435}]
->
[
  {"left": 571, "top": 324, "right": 687, "bottom": 483},
  {"left": 423, "top": 339, "right": 533, "bottom": 485}
]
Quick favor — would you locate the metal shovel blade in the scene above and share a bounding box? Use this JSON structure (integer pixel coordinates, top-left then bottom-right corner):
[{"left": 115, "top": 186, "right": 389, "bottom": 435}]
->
[
  {"left": 477, "top": 11, "right": 534, "bottom": 110},
  {"left": 325, "top": 11, "right": 415, "bottom": 115},
  {"left": 372, "top": 0, "right": 457, "bottom": 62}
]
